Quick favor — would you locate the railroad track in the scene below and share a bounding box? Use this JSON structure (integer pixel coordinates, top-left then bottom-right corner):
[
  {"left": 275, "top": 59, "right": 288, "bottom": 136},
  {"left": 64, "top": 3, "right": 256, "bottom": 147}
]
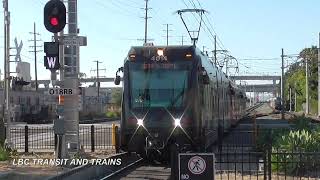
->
[
  {"left": 79, "top": 118, "right": 119, "bottom": 124},
  {"left": 246, "top": 102, "right": 264, "bottom": 113},
  {"left": 99, "top": 156, "right": 144, "bottom": 180}
]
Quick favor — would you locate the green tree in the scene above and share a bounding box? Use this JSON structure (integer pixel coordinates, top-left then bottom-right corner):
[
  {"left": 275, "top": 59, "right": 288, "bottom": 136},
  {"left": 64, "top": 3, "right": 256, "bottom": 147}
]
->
[
  {"left": 283, "top": 46, "right": 318, "bottom": 114},
  {"left": 112, "top": 89, "right": 122, "bottom": 107}
]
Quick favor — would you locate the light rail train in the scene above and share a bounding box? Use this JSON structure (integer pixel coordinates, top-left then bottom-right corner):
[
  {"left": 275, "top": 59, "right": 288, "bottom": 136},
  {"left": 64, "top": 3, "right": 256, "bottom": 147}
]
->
[{"left": 114, "top": 45, "right": 247, "bottom": 160}]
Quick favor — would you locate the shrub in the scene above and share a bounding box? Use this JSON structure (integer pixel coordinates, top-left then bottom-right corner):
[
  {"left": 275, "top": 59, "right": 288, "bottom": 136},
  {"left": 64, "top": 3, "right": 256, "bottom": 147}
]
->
[
  {"left": 0, "top": 146, "right": 9, "bottom": 161},
  {"left": 273, "top": 130, "right": 318, "bottom": 152},
  {"left": 291, "top": 116, "right": 313, "bottom": 130},
  {"left": 106, "top": 112, "right": 114, "bottom": 118},
  {"left": 271, "top": 128, "right": 320, "bottom": 174},
  {"left": 105, "top": 111, "right": 120, "bottom": 118},
  {"left": 256, "top": 115, "right": 320, "bottom": 174},
  {"left": 256, "top": 129, "right": 289, "bottom": 151}
]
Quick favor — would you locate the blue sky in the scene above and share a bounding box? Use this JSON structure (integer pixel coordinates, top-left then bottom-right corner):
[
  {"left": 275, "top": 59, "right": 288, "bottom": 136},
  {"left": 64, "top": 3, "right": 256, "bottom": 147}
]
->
[{"left": 2, "top": 0, "right": 320, "bottom": 87}]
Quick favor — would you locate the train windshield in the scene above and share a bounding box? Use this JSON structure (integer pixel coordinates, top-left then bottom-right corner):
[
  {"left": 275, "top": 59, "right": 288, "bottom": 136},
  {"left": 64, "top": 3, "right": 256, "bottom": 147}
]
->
[{"left": 129, "top": 62, "right": 190, "bottom": 108}]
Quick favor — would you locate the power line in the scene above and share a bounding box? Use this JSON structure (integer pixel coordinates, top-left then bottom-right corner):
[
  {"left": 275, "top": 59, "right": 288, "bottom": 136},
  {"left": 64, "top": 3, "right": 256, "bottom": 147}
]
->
[
  {"left": 150, "top": 6, "right": 166, "bottom": 24},
  {"left": 28, "top": 22, "right": 42, "bottom": 91},
  {"left": 162, "top": 24, "right": 173, "bottom": 46},
  {"left": 238, "top": 58, "right": 280, "bottom": 61},
  {"left": 93, "top": 0, "right": 140, "bottom": 17},
  {"left": 109, "top": 0, "right": 141, "bottom": 9}
]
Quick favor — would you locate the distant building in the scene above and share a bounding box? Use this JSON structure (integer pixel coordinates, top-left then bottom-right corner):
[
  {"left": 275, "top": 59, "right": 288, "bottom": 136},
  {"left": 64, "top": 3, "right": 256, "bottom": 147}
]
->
[{"left": 0, "top": 88, "right": 53, "bottom": 123}]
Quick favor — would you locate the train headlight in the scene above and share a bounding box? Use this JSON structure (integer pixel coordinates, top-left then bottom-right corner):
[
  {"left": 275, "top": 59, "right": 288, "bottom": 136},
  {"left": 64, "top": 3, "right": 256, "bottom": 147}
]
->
[
  {"left": 157, "top": 49, "right": 164, "bottom": 56},
  {"left": 137, "top": 119, "right": 143, "bottom": 126},
  {"left": 174, "top": 118, "right": 181, "bottom": 127}
]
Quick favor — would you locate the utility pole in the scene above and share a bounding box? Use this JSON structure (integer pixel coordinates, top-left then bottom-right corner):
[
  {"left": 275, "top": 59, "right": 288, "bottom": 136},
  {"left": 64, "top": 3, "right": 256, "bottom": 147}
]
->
[
  {"left": 3, "top": 0, "right": 10, "bottom": 146},
  {"left": 294, "top": 84, "right": 297, "bottom": 112},
  {"left": 162, "top": 24, "right": 172, "bottom": 46},
  {"left": 281, "top": 48, "right": 285, "bottom": 120},
  {"left": 91, "top": 61, "right": 105, "bottom": 114},
  {"left": 142, "top": 0, "right": 151, "bottom": 44},
  {"left": 306, "top": 56, "right": 309, "bottom": 114},
  {"left": 289, "top": 86, "right": 292, "bottom": 112},
  {"left": 318, "top": 32, "right": 320, "bottom": 118},
  {"left": 254, "top": 91, "right": 256, "bottom": 104},
  {"left": 181, "top": 35, "right": 185, "bottom": 45},
  {"left": 28, "top": 22, "right": 41, "bottom": 91},
  {"left": 91, "top": 61, "right": 105, "bottom": 97},
  {"left": 249, "top": 91, "right": 252, "bottom": 107},
  {"left": 226, "top": 57, "right": 229, "bottom": 76},
  {"left": 214, "top": 35, "right": 217, "bottom": 65}
]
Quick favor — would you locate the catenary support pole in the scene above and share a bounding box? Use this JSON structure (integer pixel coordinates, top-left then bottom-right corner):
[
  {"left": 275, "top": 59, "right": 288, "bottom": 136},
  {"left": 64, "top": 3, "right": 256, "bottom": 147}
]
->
[
  {"left": 318, "top": 33, "right": 320, "bottom": 118},
  {"left": 281, "top": 48, "right": 284, "bottom": 120}
]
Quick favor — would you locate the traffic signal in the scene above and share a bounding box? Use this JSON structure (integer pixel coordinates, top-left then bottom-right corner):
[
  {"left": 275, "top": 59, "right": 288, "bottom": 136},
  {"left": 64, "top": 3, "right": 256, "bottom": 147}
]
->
[{"left": 44, "top": 0, "right": 66, "bottom": 33}]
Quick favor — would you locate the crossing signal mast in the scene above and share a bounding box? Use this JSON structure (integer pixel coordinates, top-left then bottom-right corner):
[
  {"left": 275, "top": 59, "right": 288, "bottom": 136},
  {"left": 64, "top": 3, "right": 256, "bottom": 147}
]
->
[
  {"left": 176, "top": 9, "right": 206, "bottom": 46},
  {"left": 44, "top": 0, "right": 86, "bottom": 159},
  {"left": 43, "top": 0, "right": 67, "bottom": 159}
]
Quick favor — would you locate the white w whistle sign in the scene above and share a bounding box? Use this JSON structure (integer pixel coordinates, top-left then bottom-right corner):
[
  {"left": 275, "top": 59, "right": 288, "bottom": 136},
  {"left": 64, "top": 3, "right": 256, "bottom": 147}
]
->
[
  {"left": 47, "top": 57, "right": 56, "bottom": 68},
  {"left": 44, "top": 56, "right": 60, "bottom": 69}
]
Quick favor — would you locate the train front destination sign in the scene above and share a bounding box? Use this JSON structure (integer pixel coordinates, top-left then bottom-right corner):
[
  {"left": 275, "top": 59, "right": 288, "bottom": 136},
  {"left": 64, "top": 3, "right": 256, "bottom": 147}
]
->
[
  {"left": 48, "top": 88, "right": 75, "bottom": 96},
  {"left": 179, "top": 153, "right": 215, "bottom": 180}
]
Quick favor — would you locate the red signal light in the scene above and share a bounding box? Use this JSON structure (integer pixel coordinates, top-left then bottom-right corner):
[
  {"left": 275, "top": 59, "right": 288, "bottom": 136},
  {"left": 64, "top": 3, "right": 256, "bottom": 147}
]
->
[
  {"left": 44, "top": 0, "right": 66, "bottom": 33},
  {"left": 50, "top": 17, "right": 59, "bottom": 26}
]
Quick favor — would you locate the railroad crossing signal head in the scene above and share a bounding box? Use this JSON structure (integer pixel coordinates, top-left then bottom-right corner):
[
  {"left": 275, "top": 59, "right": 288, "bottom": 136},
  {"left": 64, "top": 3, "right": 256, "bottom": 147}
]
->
[{"left": 44, "top": 0, "right": 66, "bottom": 33}]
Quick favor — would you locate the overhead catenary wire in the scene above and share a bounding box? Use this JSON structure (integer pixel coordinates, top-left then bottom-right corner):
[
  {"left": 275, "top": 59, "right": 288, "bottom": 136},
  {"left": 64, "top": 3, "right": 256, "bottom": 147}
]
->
[
  {"left": 183, "top": 0, "right": 225, "bottom": 50},
  {"left": 109, "top": 0, "right": 141, "bottom": 9},
  {"left": 238, "top": 58, "right": 281, "bottom": 61},
  {"left": 93, "top": 0, "right": 140, "bottom": 17},
  {"left": 190, "top": 0, "right": 227, "bottom": 50},
  {"left": 182, "top": 0, "right": 243, "bottom": 79}
]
